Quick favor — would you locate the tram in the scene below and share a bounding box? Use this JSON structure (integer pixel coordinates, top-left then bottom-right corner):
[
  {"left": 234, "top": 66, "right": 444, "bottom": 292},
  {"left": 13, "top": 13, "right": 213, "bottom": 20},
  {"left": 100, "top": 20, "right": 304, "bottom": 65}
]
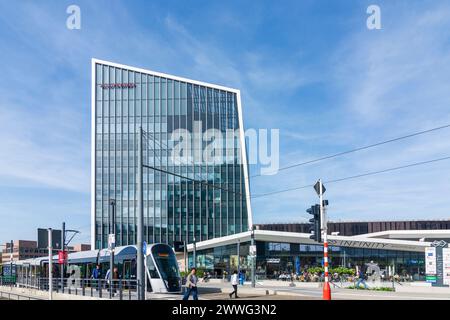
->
[{"left": 5, "top": 243, "right": 182, "bottom": 293}]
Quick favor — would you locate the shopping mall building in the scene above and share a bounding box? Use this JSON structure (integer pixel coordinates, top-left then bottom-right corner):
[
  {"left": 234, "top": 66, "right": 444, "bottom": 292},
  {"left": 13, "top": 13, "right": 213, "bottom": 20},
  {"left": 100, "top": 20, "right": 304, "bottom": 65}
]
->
[
  {"left": 184, "top": 225, "right": 450, "bottom": 280},
  {"left": 91, "top": 59, "right": 450, "bottom": 280}
]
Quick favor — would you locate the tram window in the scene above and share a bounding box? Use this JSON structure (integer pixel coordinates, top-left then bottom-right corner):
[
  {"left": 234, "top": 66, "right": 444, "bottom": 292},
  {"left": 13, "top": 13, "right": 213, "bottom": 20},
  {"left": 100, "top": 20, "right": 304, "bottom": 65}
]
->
[
  {"left": 86, "top": 263, "right": 94, "bottom": 278},
  {"left": 151, "top": 245, "right": 180, "bottom": 282},
  {"left": 123, "top": 261, "right": 132, "bottom": 279},
  {"left": 146, "top": 256, "right": 159, "bottom": 279}
]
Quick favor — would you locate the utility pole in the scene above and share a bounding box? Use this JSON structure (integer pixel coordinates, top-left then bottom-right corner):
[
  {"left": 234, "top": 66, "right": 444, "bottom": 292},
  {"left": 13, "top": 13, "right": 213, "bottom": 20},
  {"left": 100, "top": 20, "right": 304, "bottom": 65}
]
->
[
  {"left": 193, "top": 237, "right": 197, "bottom": 268},
  {"left": 343, "top": 248, "right": 346, "bottom": 268},
  {"left": 137, "top": 126, "right": 145, "bottom": 300},
  {"left": 109, "top": 199, "right": 116, "bottom": 300},
  {"left": 48, "top": 228, "right": 53, "bottom": 300},
  {"left": 317, "top": 179, "right": 331, "bottom": 300},
  {"left": 251, "top": 226, "right": 256, "bottom": 288},
  {"left": 237, "top": 239, "right": 240, "bottom": 274},
  {"left": 9, "top": 240, "right": 13, "bottom": 280},
  {"left": 183, "top": 240, "right": 187, "bottom": 272},
  {"left": 61, "top": 222, "right": 65, "bottom": 293}
]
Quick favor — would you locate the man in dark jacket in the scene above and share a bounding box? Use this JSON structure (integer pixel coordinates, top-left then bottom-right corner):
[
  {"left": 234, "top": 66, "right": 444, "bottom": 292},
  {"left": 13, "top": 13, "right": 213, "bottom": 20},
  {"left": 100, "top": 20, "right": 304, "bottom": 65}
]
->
[{"left": 91, "top": 265, "right": 101, "bottom": 290}]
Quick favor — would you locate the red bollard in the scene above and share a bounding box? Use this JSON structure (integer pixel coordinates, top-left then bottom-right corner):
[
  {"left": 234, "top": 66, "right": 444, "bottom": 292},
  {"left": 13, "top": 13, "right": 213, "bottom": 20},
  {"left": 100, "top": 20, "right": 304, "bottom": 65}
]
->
[{"left": 323, "top": 281, "right": 331, "bottom": 300}]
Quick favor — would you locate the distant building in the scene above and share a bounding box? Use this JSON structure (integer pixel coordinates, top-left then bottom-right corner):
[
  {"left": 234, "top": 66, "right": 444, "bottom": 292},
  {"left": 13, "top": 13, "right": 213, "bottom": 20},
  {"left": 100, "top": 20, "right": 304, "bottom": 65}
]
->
[
  {"left": 1, "top": 240, "right": 91, "bottom": 263},
  {"left": 256, "top": 219, "right": 450, "bottom": 236},
  {"left": 1, "top": 240, "right": 47, "bottom": 263},
  {"left": 187, "top": 221, "right": 450, "bottom": 280},
  {"left": 72, "top": 244, "right": 91, "bottom": 252}
]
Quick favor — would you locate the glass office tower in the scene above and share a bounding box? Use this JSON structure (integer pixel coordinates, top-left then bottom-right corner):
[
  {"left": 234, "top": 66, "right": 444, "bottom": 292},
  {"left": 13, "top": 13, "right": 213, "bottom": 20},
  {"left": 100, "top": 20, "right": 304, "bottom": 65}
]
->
[{"left": 91, "top": 59, "right": 252, "bottom": 249}]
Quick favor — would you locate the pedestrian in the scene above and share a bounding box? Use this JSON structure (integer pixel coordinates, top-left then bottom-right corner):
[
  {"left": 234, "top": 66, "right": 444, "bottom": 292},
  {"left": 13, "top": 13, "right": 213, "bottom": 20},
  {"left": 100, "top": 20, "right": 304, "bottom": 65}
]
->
[
  {"left": 202, "top": 271, "right": 210, "bottom": 282},
  {"left": 68, "top": 269, "right": 76, "bottom": 290},
  {"left": 356, "top": 267, "right": 368, "bottom": 289},
  {"left": 229, "top": 270, "right": 239, "bottom": 299},
  {"left": 105, "top": 268, "right": 112, "bottom": 292},
  {"left": 183, "top": 268, "right": 198, "bottom": 300},
  {"left": 112, "top": 267, "right": 120, "bottom": 295},
  {"left": 91, "top": 264, "right": 101, "bottom": 290}
]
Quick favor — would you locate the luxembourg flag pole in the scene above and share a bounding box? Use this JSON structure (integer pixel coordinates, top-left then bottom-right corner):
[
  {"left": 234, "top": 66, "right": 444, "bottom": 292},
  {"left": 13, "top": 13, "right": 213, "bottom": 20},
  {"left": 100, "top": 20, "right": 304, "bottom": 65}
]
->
[{"left": 319, "top": 179, "right": 331, "bottom": 300}]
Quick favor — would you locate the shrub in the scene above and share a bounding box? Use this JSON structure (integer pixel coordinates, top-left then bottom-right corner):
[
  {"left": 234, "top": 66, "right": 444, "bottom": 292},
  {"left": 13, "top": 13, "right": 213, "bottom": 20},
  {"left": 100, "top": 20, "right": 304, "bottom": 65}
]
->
[
  {"left": 306, "top": 266, "right": 355, "bottom": 276},
  {"left": 346, "top": 285, "right": 394, "bottom": 291}
]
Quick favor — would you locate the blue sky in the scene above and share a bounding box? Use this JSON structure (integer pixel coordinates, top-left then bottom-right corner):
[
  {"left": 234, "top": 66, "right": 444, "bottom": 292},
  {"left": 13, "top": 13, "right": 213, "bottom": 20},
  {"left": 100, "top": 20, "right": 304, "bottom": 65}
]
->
[{"left": 1, "top": 0, "right": 450, "bottom": 244}]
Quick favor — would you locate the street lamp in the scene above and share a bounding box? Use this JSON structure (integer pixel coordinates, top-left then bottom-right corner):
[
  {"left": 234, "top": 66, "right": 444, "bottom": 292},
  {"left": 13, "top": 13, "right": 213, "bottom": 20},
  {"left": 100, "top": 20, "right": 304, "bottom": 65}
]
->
[
  {"left": 9, "top": 240, "right": 13, "bottom": 282},
  {"left": 109, "top": 199, "right": 116, "bottom": 300},
  {"left": 48, "top": 228, "right": 53, "bottom": 300},
  {"left": 193, "top": 237, "right": 197, "bottom": 269},
  {"left": 237, "top": 239, "right": 240, "bottom": 275}
]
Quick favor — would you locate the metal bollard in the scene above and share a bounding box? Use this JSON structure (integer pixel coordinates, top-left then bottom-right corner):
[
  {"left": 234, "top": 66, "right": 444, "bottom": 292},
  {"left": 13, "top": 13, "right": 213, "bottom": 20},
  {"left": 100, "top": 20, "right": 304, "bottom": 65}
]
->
[{"left": 119, "top": 280, "right": 123, "bottom": 300}]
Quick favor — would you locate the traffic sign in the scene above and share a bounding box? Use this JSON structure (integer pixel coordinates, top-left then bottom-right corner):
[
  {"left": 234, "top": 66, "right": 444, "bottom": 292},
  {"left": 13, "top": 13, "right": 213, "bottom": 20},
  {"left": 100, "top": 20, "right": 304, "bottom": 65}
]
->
[
  {"left": 249, "top": 245, "right": 257, "bottom": 257},
  {"left": 108, "top": 234, "right": 115, "bottom": 250},
  {"left": 314, "top": 180, "right": 326, "bottom": 196},
  {"left": 58, "top": 250, "right": 68, "bottom": 264},
  {"left": 173, "top": 241, "right": 185, "bottom": 252},
  {"left": 143, "top": 241, "right": 147, "bottom": 255}
]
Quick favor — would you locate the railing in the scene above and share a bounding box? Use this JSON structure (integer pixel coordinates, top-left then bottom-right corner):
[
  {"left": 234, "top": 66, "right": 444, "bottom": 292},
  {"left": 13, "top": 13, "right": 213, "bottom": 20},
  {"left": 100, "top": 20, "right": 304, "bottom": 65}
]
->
[
  {"left": 10, "top": 277, "right": 142, "bottom": 300},
  {"left": 0, "top": 290, "right": 43, "bottom": 300}
]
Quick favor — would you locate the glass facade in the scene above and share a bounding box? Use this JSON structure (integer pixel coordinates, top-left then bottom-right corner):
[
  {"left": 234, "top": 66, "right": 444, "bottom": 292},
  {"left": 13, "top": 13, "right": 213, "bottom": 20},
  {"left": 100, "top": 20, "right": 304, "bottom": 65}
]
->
[
  {"left": 93, "top": 61, "right": 250, "bottom": 249},
  {"left": 191, "top": 241, "right": 426, "bottom": 281}
]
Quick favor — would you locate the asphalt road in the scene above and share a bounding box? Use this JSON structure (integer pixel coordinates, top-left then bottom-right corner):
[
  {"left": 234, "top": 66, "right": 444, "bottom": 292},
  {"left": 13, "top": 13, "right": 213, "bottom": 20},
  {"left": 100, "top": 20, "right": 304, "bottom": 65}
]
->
[{"left": 149, "top": 283, "right": 450, "bottom": 300}]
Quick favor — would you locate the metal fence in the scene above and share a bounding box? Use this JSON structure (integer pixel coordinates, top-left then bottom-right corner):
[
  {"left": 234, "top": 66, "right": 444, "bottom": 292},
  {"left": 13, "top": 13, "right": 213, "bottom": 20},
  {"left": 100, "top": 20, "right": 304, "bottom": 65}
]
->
[
  {"left": 0, "top": 290, "right": 43, "bottom": 300},
  {"left": 2, "top": 276, "right": 143, "bottom": 300}
]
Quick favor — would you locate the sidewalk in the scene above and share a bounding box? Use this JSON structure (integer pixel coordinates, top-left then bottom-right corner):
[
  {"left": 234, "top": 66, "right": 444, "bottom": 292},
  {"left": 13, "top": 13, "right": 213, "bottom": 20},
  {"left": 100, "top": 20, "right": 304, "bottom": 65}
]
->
[
  {"left": 0, "top": 285, "right": 107, "bottom": 300},
  {"left": 197, "top": 280, "right": 450, "bottom": 299}
]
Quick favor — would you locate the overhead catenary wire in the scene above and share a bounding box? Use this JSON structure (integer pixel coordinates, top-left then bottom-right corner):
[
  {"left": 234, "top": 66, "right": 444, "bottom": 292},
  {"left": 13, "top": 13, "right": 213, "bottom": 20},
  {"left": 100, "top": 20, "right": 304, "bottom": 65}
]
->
[
  {"left": 142, "top": 129, "right": 244, "bottom": 198},
  {"left": 251, "top": 123, "right": 450, "bottom": 178},
  {"left": 251, "top": 155, "right": 450, "bottom": 199},
  {"left": 143, "top": 130, "right": 217, "bottom": 187}
]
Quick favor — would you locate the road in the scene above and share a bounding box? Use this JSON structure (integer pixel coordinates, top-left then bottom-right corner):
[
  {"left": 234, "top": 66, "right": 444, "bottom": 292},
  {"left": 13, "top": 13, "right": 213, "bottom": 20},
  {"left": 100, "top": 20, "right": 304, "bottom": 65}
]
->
[{"left": 148, "top": 283, "right": 450, "bottom": 300}]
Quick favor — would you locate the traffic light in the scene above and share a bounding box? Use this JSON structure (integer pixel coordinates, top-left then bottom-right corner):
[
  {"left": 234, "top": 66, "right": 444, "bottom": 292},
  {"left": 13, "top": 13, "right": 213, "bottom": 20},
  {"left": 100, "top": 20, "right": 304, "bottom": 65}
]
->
[
  {"left": 173, "top": 241, "right": 185, "bottom": 253},
  {"left": 307, "top": 204, "right": 321, "bottom": 243}
]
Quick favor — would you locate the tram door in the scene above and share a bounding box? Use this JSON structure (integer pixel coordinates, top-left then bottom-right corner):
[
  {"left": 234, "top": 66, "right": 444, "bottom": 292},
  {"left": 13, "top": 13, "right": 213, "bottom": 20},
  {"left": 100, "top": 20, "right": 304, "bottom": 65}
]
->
[{"left": 123, "top": 261, "right": 132, "bottom": 280}]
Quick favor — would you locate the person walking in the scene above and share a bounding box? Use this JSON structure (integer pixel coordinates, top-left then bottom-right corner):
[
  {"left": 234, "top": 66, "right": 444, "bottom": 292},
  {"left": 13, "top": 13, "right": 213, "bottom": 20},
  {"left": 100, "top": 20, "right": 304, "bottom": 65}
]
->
[
  {"left": 229, "top": 270, "right": 240, "bottom": 299},
  {"left": 105, "top": 268, "right": 112, "bottom": 292},
  {"left": 356, "top": 266, "right": 368, "bottom": 289},
  {"left": 68, "top": 269, "right": 76, "bottom": 291},
  {"left": 112, "top": 267, "right": 120, "bottom": 295},
  {"left": 91, "top": 264, "right": 101, "bottom": 290},
  {"left": 183, "top": 268, "right": 198, "bottom": 300}
]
